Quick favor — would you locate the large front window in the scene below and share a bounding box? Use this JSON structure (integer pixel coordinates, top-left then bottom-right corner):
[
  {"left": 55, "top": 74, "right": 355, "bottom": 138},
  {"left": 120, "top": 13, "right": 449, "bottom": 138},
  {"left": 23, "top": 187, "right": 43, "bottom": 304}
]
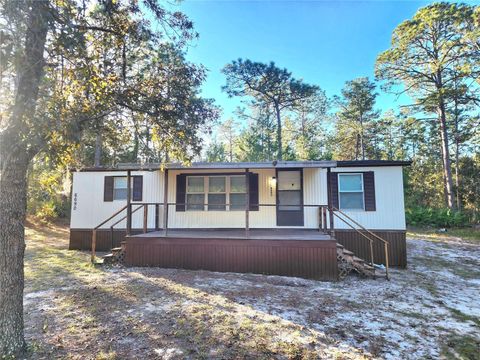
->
[
  {"left": 338, "top": 173, "right": 364, "bottom": 210},
  {"left": 186, "top": 175, "right": 247, "bottom": 211}
]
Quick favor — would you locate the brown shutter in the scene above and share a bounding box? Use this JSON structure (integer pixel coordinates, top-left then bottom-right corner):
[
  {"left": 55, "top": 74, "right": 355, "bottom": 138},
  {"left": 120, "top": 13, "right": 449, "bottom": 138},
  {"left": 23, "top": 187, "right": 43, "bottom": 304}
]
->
[
  {"left": 363, "top": 171, "right": 376, "bottom": 211},
  {"left": 248, "top": 172, "right": 259, "bottom": 211},
  {"left": 176, "top": 174, "right": 186, "bottom": 211},
  {"left": 132, "top": 176, "right": 143, "bottom": 201},
  {"left": 104, "top": 176, "right": 114, "bottom": 202},
  {"left": 329, "top": 172, "right": 339, "bottom": 209}
]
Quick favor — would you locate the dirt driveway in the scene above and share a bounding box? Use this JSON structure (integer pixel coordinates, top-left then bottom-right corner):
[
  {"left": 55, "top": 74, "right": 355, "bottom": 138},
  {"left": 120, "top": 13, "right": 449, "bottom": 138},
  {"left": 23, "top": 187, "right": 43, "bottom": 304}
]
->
[{"left": 23, "top": 222, "right": 480, "bottom": 359}]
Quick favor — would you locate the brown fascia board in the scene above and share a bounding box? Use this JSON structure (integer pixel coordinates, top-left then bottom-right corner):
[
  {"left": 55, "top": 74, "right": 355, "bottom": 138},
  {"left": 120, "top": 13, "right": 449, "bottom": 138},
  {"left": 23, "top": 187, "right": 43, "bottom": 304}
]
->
[
  {"left": 336, "top": 160, "right": 412, "bottom": 167},
  {"left": 73, "top": 160, "right": 338, "bottom": 172}
]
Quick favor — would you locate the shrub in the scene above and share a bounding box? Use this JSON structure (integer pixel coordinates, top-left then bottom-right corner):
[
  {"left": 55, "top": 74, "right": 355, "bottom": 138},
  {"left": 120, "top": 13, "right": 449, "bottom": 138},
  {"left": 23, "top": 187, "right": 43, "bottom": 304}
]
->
[{"left": 406, "top": 207, "right": 470, "bottom": 228}]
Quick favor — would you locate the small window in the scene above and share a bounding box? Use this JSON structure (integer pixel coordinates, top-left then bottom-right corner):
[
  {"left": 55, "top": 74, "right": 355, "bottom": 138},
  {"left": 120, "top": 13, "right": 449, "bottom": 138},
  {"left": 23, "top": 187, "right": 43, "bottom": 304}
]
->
[
  {"left": 186, "top": 177, "right": 205, "bottom": 210},
  {"left": 338, "top": 174, "right": 364, "bottom": 210},
  {"left": 113, "top": 177, "right": 129, "bottom": 200},
  {"left": 230, "top": 176, "right": 246, "bottom": 210}
]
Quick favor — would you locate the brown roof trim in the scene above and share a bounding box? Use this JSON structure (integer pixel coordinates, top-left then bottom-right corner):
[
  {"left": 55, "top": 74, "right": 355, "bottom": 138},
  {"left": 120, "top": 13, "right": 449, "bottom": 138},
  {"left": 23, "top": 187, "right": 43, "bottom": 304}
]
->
[
  {"left": 336, "top": 160, "right": 412, "bottom": 167},
  {"left": 73, "top": 160, "right": 337, "bottom": 172},
  {"left": 72, "top": 160, "right": 410, "bottom": 172},
  {"left": 72, "top": 166, "right": 161, "bottom": 172}
]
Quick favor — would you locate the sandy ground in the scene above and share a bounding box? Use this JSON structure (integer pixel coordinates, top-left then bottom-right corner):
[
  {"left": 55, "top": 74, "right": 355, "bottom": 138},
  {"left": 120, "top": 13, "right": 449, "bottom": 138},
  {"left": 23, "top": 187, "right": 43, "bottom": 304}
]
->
[{"left": 23, "top": 222, "right": 480, "bottom": 359}]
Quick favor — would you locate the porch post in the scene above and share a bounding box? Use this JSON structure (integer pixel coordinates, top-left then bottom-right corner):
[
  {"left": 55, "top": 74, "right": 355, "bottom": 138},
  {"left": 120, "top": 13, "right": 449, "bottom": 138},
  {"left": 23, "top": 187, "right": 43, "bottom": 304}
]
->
[
  {"left": 163, "top": 169, "right": 169, "bottom": 236},
  {"left": 245, "top": 168, "right": 249, "bottom": 238},
  {"left": 126, "top": 170, "right": 132, "bottom": 236},
  {"left": 326, "top": 167, "right": 334, "bottom": 236}
]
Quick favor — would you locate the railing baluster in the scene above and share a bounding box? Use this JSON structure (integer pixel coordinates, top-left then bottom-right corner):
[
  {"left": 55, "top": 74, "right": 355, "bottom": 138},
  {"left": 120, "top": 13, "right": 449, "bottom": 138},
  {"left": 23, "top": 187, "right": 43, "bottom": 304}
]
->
[
  {"left": 143, "top": 204, "right": 148, "bottom": 233},
  {"left": 91, "top": 229, "right": 97, "bottom": 263},
  {"left": 332, "top": 208, "right": 390, "bottom": 280},
  {"left": 110, "top": 226, "right": 114, "bottom": 249},
  {"left": 155, "top": 204, "right": 159, "bottom": 231}
]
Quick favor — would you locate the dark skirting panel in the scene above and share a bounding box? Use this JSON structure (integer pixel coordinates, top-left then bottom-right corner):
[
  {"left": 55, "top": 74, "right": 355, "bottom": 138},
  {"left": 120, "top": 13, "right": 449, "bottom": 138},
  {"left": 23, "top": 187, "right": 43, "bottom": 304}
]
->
[
  {"left": 69, "top": 229, "right": 147, "bottom": 251},
  {"left": 124, "top": 236, "right": 339, "bottom": 281},
  {"left": 335, "top": 230, "right": 407, "bottom": 268}
]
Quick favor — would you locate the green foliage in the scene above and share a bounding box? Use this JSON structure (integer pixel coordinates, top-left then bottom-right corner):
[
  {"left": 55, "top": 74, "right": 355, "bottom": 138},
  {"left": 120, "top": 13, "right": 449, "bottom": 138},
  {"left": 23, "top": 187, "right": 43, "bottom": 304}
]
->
[
  {"left": 333, "top": 77, "right": 379, "bottom": 160},
  {"left": 222, "top": 59, "right": 319, "bottom": 160},
  {"left": 406, "top": 207, "right": 469, "bottom": 228},
  {"left": 375, "top": 2, "right": 480, "bottom": 210},
  {"left": 27, "top": 158, "right": 71, "bottom": 220}
]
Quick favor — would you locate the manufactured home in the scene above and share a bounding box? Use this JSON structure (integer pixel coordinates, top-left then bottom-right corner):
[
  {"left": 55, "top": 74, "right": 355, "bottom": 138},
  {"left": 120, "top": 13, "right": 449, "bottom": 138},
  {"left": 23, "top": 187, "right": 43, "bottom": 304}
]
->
[{"left": 69, "top": 160, "right": 410, "bottom": 280}]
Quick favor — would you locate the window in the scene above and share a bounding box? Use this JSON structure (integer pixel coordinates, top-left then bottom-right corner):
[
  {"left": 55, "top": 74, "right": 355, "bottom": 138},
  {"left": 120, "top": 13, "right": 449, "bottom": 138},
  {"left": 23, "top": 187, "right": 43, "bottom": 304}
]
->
[
  {"left": 338, "top": 174, "right": 364, "bottom": 210},
  {"left": 185, "top": 175, "right": 247, "bottom": 211},
  {"left": 277, "top": 170, "right": 302, "bottom": 211},
  {"left": 186, "top": 176, "right": 204, "bottom": 210},
  {"left": 230, "top": 176, "right": 247, "bottom": 210},
  {"left": 113, "top": 177, "right": 129, "bottom": 200},
  {"left": 208, "top": 176, "right": 226, "bottom": 210}
]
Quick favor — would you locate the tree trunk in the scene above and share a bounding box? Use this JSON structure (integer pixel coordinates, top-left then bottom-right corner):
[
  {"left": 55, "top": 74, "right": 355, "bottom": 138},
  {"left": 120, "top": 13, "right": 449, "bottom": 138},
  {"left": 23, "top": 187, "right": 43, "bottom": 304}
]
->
[
  {"left": 94, "top": 132, "right": 102, "bottom": 167},
  {"left": 0, "top": 1, "right": 49, "bottom": 355},
  {"left": 438, "top": 100, "right": 456, "bottom": 209},
  {"left": 0, "top": 151, "right": 29, "bottom": 357},
  {"left": 274, "top": 102, "right": 282, "bottom": 160},
  {"left": 455, "top": 139, "right": 461, "bottom": 210}
]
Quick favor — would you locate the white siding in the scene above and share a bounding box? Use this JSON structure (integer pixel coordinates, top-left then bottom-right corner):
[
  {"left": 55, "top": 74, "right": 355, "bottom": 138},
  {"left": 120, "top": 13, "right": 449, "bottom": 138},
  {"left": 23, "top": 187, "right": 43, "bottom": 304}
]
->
[
  {"left": 303, "top": 168, "right": 328, "bottom": 228},
  {"left": 70, "top": 166, "right": 406, "bottom": 231},
  {"left": 70, "top": 170, "right": 164, "bottom": 229},
  {"left": 332, "top": 166, "right": 406, "bottom": 230},
  {"left": 167, "top": 168, "right": 325, "bottom": 229},
  {"left": 167, "top": 169, "right": 276, "bottom": 228}
]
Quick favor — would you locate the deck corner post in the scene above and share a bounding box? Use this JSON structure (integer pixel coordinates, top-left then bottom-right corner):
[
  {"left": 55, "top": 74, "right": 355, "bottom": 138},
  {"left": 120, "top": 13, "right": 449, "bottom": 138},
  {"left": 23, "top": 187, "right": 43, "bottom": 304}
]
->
[
  {"left": 163, "top": 168, "right": 169, "bottom": 236},
  {"left": 91, "top": 229, "right": 97, "bottom": 263},
  {"left": 245, "top": 168, "right": 250, "bottom": 238},
  {"left": 143, "top": 204, "right": 148, "bottom": 233},
  {"left": 326, "top": 167, "right": 335, "bottom": 236},
  {"left": 126, "top": 170, "right": 132, "bottom": 236}
]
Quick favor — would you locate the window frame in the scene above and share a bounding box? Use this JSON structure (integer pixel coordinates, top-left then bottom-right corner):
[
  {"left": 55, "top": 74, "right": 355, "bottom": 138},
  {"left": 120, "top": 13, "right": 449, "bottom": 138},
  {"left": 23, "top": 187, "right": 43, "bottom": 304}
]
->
[
  {"left": 186, "top": 176, "right": 206, "bottom": 211},
  {"left": 338, "top": 173, "right": 365, "bottom": 211},
  {"left": 185, "top": 174, "right": 247, "bottom": 211},
  {"left": 113, "top": 176, "right": 131, "bottom": 201},
  {"left": 229, "top": 175, "right": 247, "bottom": 211}
]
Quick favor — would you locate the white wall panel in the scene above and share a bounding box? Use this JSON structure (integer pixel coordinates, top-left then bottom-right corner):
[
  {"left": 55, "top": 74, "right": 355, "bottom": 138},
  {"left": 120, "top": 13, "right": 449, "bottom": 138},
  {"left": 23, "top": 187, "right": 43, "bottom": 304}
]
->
[
  {"left": 70, "top": 165, "right": 406, "bottom": 231},
  {"left": 332, "top": 166, "right": 406, "bottom": 230},
  {"left": 70, "top": 170, "right": 164, "bottom": 229}
]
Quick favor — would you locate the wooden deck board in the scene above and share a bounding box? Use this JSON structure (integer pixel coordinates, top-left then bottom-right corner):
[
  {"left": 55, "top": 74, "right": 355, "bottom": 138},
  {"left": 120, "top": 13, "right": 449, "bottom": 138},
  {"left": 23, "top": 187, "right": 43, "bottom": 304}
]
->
[{"left": 128, "top": 229, "right": 332, "bottom": 241}]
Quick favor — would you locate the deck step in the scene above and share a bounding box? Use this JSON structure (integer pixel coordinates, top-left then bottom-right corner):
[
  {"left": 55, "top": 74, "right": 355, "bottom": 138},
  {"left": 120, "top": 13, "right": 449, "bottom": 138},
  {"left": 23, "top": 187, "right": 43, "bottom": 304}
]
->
[{"left": 337, "top": 246, "right": 377, "bottom": 280}]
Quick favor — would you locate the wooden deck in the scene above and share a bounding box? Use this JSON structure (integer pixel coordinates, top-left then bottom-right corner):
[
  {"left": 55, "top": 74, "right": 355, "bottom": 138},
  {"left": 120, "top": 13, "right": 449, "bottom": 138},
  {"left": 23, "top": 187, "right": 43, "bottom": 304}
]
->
[
  {"left": 124, "top": 229, "right": 339, "bottom": 280},
  {"left": 130, "top": 229, "right": 333, "bottom": 241}
]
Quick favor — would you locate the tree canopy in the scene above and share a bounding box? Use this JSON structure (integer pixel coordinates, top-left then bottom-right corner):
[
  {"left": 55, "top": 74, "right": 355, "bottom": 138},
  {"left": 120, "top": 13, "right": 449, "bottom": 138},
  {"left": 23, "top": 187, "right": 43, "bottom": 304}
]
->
[{"left": 222, "top": 59, "right": 319, "bottom": 160}]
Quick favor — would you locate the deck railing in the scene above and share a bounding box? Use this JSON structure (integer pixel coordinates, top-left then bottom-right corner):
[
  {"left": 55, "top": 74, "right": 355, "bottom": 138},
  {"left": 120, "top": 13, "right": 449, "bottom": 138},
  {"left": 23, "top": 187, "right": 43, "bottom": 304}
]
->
[{"left": 90, "top": 202, "right": 390, "bottom": 280}]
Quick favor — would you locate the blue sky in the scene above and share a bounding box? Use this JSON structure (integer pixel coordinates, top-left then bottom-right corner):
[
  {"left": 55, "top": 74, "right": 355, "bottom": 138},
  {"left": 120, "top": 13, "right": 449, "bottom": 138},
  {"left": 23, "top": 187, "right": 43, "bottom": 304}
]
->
[{"left": 176, "top": 0, "right": 436, "bottom": 122}]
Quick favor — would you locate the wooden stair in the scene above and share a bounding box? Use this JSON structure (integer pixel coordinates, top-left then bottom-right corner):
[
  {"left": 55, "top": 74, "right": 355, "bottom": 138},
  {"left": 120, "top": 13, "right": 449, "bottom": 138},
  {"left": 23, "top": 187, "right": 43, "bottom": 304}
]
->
[
  {"left": 102, "top": 241, "right": 126, "bottom": 265},
  {"left": 336, "top": 243, "right": 376, "bottom": 279}
]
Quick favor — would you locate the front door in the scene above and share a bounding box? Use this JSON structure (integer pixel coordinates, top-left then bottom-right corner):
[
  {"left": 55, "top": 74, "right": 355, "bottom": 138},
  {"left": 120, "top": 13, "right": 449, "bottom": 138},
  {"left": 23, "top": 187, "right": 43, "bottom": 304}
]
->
[{"left": 276, "top": 169, "right": 304, "bottom": 226}]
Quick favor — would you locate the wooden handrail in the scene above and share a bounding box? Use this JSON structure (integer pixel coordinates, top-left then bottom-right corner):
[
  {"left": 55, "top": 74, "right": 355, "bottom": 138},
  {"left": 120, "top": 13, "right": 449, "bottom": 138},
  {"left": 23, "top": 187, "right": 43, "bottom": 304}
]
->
[
  {"left": 91, "top": 205, "right": 128, "bottom": 263},
  {"left": 94, "top": 205, "right": 128, "bottom": 230},
  {"left": 332, "top": 207, "right": 388, "bottom": 244},
  {"left": 332, "top": 207, "right": 390, "bottom": 280},
  {"left": 109, "top": 205, "right": 144, "bottom": 228}
]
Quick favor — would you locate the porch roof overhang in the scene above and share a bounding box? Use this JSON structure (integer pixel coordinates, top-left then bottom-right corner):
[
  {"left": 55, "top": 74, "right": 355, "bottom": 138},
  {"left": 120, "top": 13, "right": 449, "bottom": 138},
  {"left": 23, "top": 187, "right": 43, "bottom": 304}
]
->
[
  {"left": 75, "top": 160, "right": 337, "bottom": 172},
  {"left": 166, "top": 160, "right": 337, "bottom": 170},
  {"left": 74, "top": 159, "right": 412, "bottom": 172}
]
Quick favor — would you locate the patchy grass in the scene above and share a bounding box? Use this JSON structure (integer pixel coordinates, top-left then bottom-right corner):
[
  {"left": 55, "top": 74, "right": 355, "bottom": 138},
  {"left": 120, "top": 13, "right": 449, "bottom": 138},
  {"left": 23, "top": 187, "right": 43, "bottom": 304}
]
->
[
  {"left": 408, "top": 226, "right": 480, "bottom": 244},
  {"left": 448, "top": 308, "right": 480, "bottom": 328},
  {"left": 441, "top": 334, "right": 480, "bottom": 360},
  {"left": 23, "top": 221, "right": 480, "bottom": 359}
]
